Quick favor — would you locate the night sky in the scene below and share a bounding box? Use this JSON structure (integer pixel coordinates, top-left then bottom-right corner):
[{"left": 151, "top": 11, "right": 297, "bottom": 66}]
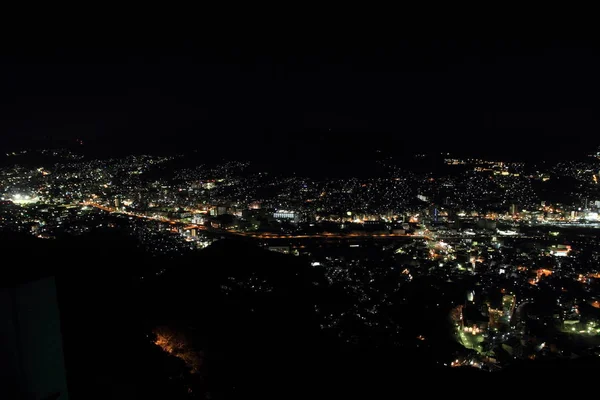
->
[{"left": 1, "top": 39, "right": 599, "bottom": 162}]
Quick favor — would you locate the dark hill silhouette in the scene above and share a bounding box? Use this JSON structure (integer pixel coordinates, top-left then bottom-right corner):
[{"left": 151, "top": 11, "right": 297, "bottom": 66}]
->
[
  {"left": 143, "top": 240, "right": 492, "bottom": 397},
  {"left": 3, "top": 231, "right": 600, "bottom": 398}
]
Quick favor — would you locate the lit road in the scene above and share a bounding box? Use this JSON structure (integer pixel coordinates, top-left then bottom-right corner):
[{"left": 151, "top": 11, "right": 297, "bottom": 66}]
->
[
  {"left": 83, "top": 202, "right": 114, "bottom": 213},
  {"left": 81, "top": 202, "right": 432, "bottom": 240},
  {"left": 81, "top": 202, "right": 531, "bottom": 243},
  {"left": 82, "top": 202, "right": 204, "bottom": 229},
  {"left": 239, "top": 232, "right": 425, "bottom": 239},
  {"left": 85, "top": 202, "right": 532, "bottom": 243}
]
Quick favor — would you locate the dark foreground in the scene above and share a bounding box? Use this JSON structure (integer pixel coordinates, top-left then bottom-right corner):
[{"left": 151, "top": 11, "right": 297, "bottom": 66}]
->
[{"left": 2, "top": 231, "right": 598, "bottom": 399}]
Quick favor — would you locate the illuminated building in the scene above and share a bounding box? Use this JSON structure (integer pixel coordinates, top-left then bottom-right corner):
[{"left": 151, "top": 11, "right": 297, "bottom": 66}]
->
[
  {"left": 202, "top": 181, "right": 216, "bottom": 190},
  {"left": 11, "top": 194, "right": 39, "bottom": 205},
  {"left": 210, "top": 205, "right": 229, "bottom": 216},
  {"left": 549, "top": 245, "right": 571, "bottom": 257},
  {"left": 273, "top": 210, "right": 298, "bottom": 222},
  {"left": 467, "top": 290, "right": 475, "bottom": 302},
  {"left": 191, "top": 214, "right": 204, "bottom": 224},
  {"left": 585, "top": 211, "right": 599, "bottom": 221}
]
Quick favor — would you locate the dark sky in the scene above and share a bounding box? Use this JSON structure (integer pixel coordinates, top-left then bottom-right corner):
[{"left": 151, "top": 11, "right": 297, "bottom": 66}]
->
[{"left": 1, "top": 39, "right": 599, "bottom": 161}]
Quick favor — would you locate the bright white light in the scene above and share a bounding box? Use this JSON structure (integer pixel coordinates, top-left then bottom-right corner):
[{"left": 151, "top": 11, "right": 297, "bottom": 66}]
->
[
  {"left": 585, "top": 212, "right": 599, "bottom": 221},
  {"left": 12, "top": 194, "right": 39, "bottom": 204}
]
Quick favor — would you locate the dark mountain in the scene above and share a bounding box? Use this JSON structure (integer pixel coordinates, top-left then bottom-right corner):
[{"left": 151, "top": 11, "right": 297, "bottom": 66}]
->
[{"left": 3, "top": 232, "right": 600, "bottom": 399}]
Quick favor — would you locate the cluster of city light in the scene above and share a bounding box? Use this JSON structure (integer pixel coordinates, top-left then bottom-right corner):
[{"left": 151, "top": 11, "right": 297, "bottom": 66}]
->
[{"left": 10, "top": 194, "right": 39, "bottom": 204}]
